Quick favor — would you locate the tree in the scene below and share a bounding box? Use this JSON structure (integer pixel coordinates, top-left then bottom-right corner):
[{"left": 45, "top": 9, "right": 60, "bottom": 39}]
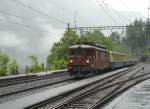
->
[
  {"left": 27, "top": 55, "right": 46, "bottom": 73},
  {"left": 9, "top": 60, "right": 19, "bottom": 75},
  {"left": 110, "top": 32, "right": 121, "bottom": 42},
  {"left": 0, "top": 52, "right": 9, "bottom": 76},
  {"left": 25, "top": 65, "right": 29, "bottom": 75},
  {"left": 28, "top": 55, "right": 38, "bottom": 73},
  {"left": 47, "top": 30, "right": 79, "bottom": 70},
  {"left": 40, "top": 63, "right": 45, "bottom": 72},
  {"left": 124, "top": 19, "right": 147, "bottom": 55}
]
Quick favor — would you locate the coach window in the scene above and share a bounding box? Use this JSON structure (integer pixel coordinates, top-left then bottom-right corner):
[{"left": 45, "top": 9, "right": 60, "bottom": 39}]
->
[{"left": 115, "top": 55, "right": 117, "bottom": 60}]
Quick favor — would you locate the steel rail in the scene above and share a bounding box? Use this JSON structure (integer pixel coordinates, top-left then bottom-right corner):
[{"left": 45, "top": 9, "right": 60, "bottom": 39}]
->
[
  {"left": 26, "top": 64, "right": 141, "bottom": 109},
  {"left": 0, "top": 71, "right": 68, "bottom": 87}
]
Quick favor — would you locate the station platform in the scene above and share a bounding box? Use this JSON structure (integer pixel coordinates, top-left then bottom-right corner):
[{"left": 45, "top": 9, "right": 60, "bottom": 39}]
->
[
  {"left": 103, "top": 64, "right": 150, "bottom": 109},
  {"left": 0, "top": 68, "right": 128, "bottom": 109}
]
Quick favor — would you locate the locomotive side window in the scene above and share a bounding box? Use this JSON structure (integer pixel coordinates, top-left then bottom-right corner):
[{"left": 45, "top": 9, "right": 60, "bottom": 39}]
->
[
  {"left": 101, "top": 51, "right": 103, "bottom": 60},
  {"left": 103, "top": 52, "right": 105, "bottom": 60},
  {"left": 101, "top": 51, "right": 105, "bottom": 60},
  {"left": 99, "top": 51, "right": 101, "bottom": 60},
  {"left": 96, "top": 51, "right": 98, "bottom": 60},
  {"left": 104, "top": 52, "right": 106, "bottom": 60},
  {"left": 105, "top": 52, "right": 107, "bottom": 60},
  {"left": 106, "top": 52, "right": 109, "bottom": 60}
]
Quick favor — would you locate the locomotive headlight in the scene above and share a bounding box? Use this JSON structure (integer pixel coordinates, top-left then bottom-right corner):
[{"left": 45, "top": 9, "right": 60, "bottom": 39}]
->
[
  {"left": 70, "top": 60, "right": 73, "bottom": 63},
  {"left": 86, "top": 59, "right": 90, "bottom": 63}
]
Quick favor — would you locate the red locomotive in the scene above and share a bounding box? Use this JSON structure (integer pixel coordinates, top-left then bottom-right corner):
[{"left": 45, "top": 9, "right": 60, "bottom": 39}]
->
[{"left": 68, "top": 43, "right": 136, "bottom": 78}]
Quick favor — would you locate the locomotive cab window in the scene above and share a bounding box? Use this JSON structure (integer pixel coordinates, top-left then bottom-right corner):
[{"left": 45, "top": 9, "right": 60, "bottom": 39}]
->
[
  {"left": 69, "top": 49, "right": 92, "bottom": 56},
  {"left": 69, "top": 49, "right": 82, "bottom": 56}
]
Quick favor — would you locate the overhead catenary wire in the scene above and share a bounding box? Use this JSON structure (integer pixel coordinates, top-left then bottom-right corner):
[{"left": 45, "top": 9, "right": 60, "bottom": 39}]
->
[
  {"left": 98, "top": 0, "right": 131, "bottom": 24},
  {"left": 0, "top": 10, "right": 32, "bottom": 22},
  {"left": 44, "top": 0, "right": 75, "bottom": 25},
  {"left": 96, "top": 0, "right": 120, "bottom": 26},
  {"left": 0, "top": 10, "right": 60, "bottom": 29},
  {"left": 11, "top": 0, "right": 67, "bottom": 25},
  {"left": 46, "top": 0, "right": 73, "bottom": 15},
  {"left": 99, "top": 0, "right": 128, "bottom": 25},
  {"left": 12, "top": 21, "right": 50, "bottom": 33},
  {"left": 0, "top": 15, "right": 50, "bottom": 33},
  {"left": 117, "top": 0, "right": 137, "bottom": 18},
  {"left": 0, "top": 10, "right": 53, "bottom": 33}
]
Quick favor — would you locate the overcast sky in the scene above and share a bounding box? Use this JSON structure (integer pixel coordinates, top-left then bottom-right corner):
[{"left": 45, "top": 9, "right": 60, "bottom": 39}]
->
[{"left": 0, "top": 0, "right": 149, "bottom": 68}]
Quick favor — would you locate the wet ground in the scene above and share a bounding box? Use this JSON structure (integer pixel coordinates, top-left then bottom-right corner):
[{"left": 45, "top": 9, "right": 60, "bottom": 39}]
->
[{"left": 103, "top": 64, "right": 150, "bottom": 109}]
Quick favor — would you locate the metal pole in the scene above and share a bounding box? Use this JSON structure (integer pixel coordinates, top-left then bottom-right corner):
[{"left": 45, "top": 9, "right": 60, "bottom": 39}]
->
[
  {"left": 67, "top": 23, "right": 70, "bottom": 32},
  {"left": 146, "top": 8, "right": 150, "bottom": 56},
  {"left": 74, "top": 9, "right": 77, "bottom": 28},
  {"left": 79, "top": 27, "right": 83, "bottom": 44},
  {"left": 148, "top": 7, "right": 150, "bottom": 20},
  {"left": 67, "top": 23, "right": 70, "bottom": 59}
]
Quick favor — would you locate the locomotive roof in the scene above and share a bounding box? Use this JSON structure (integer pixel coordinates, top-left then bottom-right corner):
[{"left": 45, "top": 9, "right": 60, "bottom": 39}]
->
[
  {"left": 69, "top": 44, "right": 109, "bottom": 51},
  {"left": 80, "top": 42, "right": 107, "bottom": 49},
  {"left": 110, "top": 51, "right": 128, "bottom": 56}
]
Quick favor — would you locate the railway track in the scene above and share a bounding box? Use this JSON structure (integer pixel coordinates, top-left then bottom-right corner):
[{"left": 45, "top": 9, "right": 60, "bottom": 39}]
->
[
  {"left": 26, "top": 64, "right": 147, "bottom": 109},
  {"left": 90, "top": 73, "right": 150, "bottom": 109},
  {"left": 0, "top": 72, "right": 72, "bottom": 99},
  {"left": 0, "top": 71, "right": 68, "bottom": 87}
]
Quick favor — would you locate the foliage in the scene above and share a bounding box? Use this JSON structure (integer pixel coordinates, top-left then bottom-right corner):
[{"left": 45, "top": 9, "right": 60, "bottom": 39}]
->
[
  {"left": 28, "top": 55, "right": 38, "bottom": 73},
  {"left": 47, "top": 30, "right": 79, "bottom": 70},
  {"left": 9, "top": 60, "right": 19, "bottom": 75},
  {"left": 0, "top": 52, "right": 9, "bottom": 76},
  {"left": 27, "top": 55, "right": 46, "bottom": 74},
  {"left": 124, "top": 19, "right": 147, "bottom": 55},
  {"left": 0, "top": 68, "right": 7, "bottom": 76},
  {"left": 80, "top": 31, "right": 129, "bottom": 53},
  {"left": 110, "top": 31, "right": 121, "bottom": 42},
  {"left": 0, "top": 52, "right": 19, "bottom": 76}
]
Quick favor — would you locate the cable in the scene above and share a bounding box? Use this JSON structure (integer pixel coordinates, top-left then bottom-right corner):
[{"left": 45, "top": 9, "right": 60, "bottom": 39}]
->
[
  {"left": 0, "top": 10, "right": 55, "bottom": 28},
  {"left": 44, "top": 0, "right": 75, "bottom": 26},
  {"left": 117, "top": 0, "right": 137, "bottom": 18},
  {"left": 99, "top": 0, "right": 131, "bottom": 23},
  {"left": 99, "top": 0, "right": 127, "bottom": 24},
  {"left": 11, "top": 0, "right": 67, "bottom": 25},
  {"left": 0, "top": 10, "right": 53, "bottom": 32},
  {"left": 0, "top": 16, "right": 50, "bottom": 33},
  {"left": 46, "top": 0, "right": 73, "bottom": 14},
  {"left": 0, "top": 10, "right": 31, "bottom": 22},
  {"left": 96, "top": 0, "right": 120, "bottom": 25}
]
